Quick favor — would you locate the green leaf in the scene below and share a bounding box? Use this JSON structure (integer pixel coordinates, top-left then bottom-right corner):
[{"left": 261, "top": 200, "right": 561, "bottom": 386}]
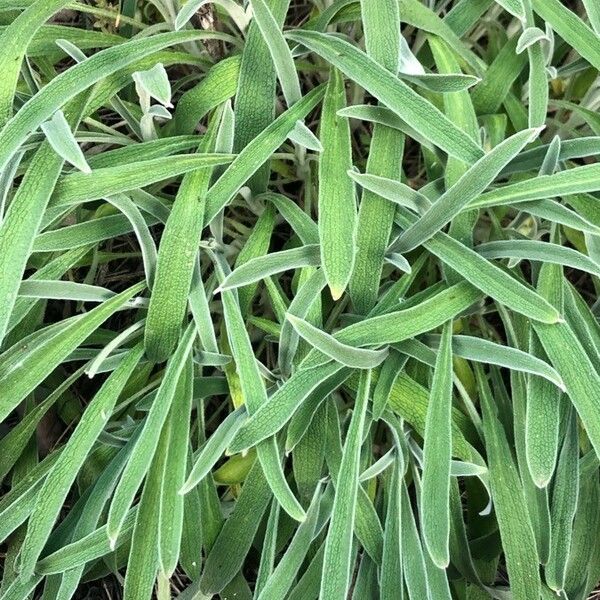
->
[
  {"left": 394, "top": 209, "right": 561, "bottom": 324},
  {"left": 40, "top": 110, "right": 91, "bottom": 173},
  {"left": 531, "top": 0, "right": 600, "bottom": 70},
  {"left": 420, "top": 334, "right": 565, "bottom": 390},
  {"left": 471, "top": 164, "right": 600, "bottom": 211},
  {"left": 320, "top": 370, "right": 371, "bottom": 600},
  {"left": 50, "top": 153, "right": 233, "bottom": 211},
  {"left": 393, "top": 128, "right": 540, "bottom": 253},
  {"left": 205, "top": 84, "right": 325, "bottom": 223},
  {"left": 144, "top": 117, "right": 221, "bottom": 362},
  {"left": 0, "top": 0, "right": 70, "bottom": 126},
  {"left": 477, "top": 239, "right": 600, "bottom": 278},
  {"left": 478, "top": 366, "right": 541, "bottom": 600},
  {"left": 494, "top": 0, "right": 525, "bottom": 20},
  {"left": 199, "top": 461, "right": 272, "bottom": 594},
  {"left": 106, "top": 323, "right": 196, "bottom": 545},
  {"left": 256, "top": 482, "right": 324, "bottom": 600},
  {"left": 158, "top": 355, "right": 194, "bottom": 576},
  {"left": 132, "top": 62, "right": 172, "bottom": 107},
  {"left": 251, "top": 0, "right": 301, "bottom": 107},
  {"left": 286, "top": 313, "right": 389, "bottom": 369},
  {"left": 318, "top": 68, "right": 356, "bottom": 300},
  {"left": 286, "top": 30, "right": 484, "bottom": 163},
  {"left": 421, "top": 320, "right": 453, "bottom": 569},
  {"left": 213, "top": 251, "right": 306, "bottom": 522},
  {"left": 180, "top": 407, "right": 247, "bottom": 494},
  {"left": 218, "top": 245, "right": 321, "bottom": 291},
  {"left": 545, "top": 410, "right": 579, "bottom": 593},
  {"left": 231, "top": 0, "right": 291, "bottom": 193}
]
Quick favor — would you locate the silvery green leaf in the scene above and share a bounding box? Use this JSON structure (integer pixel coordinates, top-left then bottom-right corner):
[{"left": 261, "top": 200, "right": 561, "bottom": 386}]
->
[
  {"left": 40, "top": 110, "right": 91, "bottom": 174},
  {"left": 55, "top": 39, "right": 87, "bottom": 62},
  {"left": 147, "top": 105, "right": 172, "bottom": 120},
  {"left": 385, "top": 252, "right": 412, "bottom": 273},
  {"left": 132, "top": 63, "right": 172, "bottom": 108},
  {"left": 289, "top": 120, "right": 322, "bottom": 151},
  {"left": 517, "top": 27, "right": 551, "bottom": 54},
  {"left": 398, "top": 35, "right": 425, "bottom": 75}
]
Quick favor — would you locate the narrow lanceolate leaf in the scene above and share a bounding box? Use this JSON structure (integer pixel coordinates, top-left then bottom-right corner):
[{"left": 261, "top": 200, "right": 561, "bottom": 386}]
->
[
  {"left": 380, "top": 455, "right": 403, "bottom": 600},
  {"left": 0, "top": 282, "right": 144, "bottom": 423},
  {"left": 286, "top": 30, "right": 484, "bottom": 163},
  {"left": 180, "top": 407, "right": 247, "bottom": 494},
  {"left": 526, "top": 339, "right": 563, "bottom": 487},
  {"left": 372, "top": 350, "right": 407, "bottom": 420},
  {"left": 351, "top": 126, "right": 404, "bottom": 313},
  {"left": 205, "top": 84, "right": 325, "bottom": 223},
  {"left": 422, "top": 334, "right": 564, "bottom": 390},
  {"left": 421, "top": 321, "right": 453, "bottom": 569},
  {"left": 50, "top": 154, "right": 234, "bottom": 210},
  {"left": 0, "top": 96, "right": 87, "bottom": 349},
  {"left": 251, "top": 0, "right": 301, "bottom": 107},
  {"left": 214, "top": 252, "right": 305, "bottom": 522},
  {"left": 321, "top": 370, "right": 371, "bottom": 600},
  {"left": 582, "top": 0, "right": 600, "bottom": 34},
  {"left": 471, "top": 163, "right": 600, "bottom": 210},
  {"left": 231, "top": 0, "right": 290, "bottom": 193},
  {"left": 533, "top": 321, "right": 600, "bottom": 461},
  {"left": 19, "top": 344, "right": 144, "bottom": 577},
  {"left": 279, "top": 268, "right": 327, "bottom": 376},
  {"left": 218, "top": 245, "right": 321, "bottom": 291},
  {"left": 256, "top": 483, "right": 324, "bottom": 600},
  {"left": 200, "top": 461, "right": 272, "bottom": 594},
  {"left": 477, "top": 240, "right": 600, "bottom": 279},
  {"left": 394, "top": 209, "right": 561, "bottom": 325},
  {"left": 40, "top": 110, "right": 91, "bottom": 173},
  {"left": 144, "top": 117, "right": 221, "bottom": 363},
  {"left": 286, "top": 314, "right": 388, "bottom": 369},
  {"left": 318, "top": 68, "right": 356, "bottom": 300},
  {"left": 393, "top": 128, "right": 540, "bottom": 253},
  {"left": 545, "top": 410, "right": 579, "bottom": 593},
  {"left": 122, "top": 424, "right": 167, "bottom": 600},
  {"left": 107, "top": 324, "right": 196, "bottom": 545},
  {"left": 350, "top": 0, "right": 403, "bottom": 314},
  {"left": 522, "top": 4, "right": 548, "bottom": 129},
  {"left": 255, "top": 500, "right": 280, "bottom": 596},
  {"left": 478, "top": 367, "right": 541, "bottom": 600},
  {"left": 235, "top": 203, "right": 276, "bottom": 315},
  {"left": 158, "top": 356, "right": 194, "bottom": 576},
  {"left": 349, "top": 171, "right": 431, "bottom": 214},
  {"left": 400, "top": 482, "right": 430, "bottom": 600},
  {"left": 105, "top": 193, "right": 158, "bottom": 287},
  {"left": 0, "top": 0, "right": 70, "bottom": 125}
]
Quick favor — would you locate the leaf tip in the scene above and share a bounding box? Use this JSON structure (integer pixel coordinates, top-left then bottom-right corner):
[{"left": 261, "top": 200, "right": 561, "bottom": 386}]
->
[
  {"left": 532, "top": 475, "right": 551, "bottom": 489},
  {"left": 329, "top": 285, "right": 345, "bottom": 301}
]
